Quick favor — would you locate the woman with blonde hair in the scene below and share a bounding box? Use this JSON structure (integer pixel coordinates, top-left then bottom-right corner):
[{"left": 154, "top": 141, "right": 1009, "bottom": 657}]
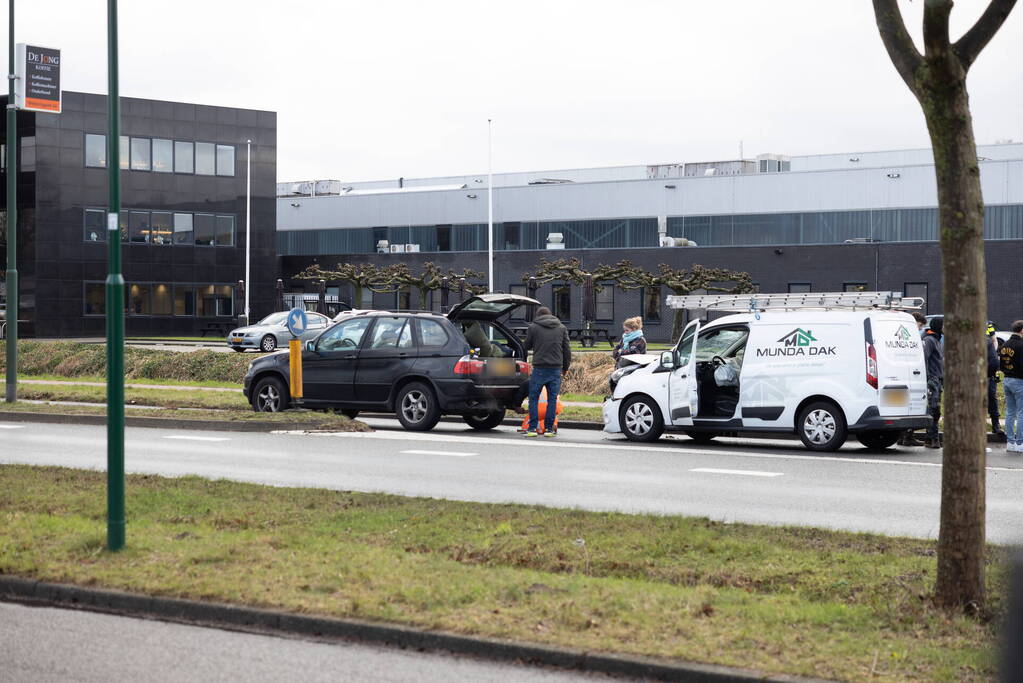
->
[{"left": 612, "top": 316, "right": 647, "bottom": 366}]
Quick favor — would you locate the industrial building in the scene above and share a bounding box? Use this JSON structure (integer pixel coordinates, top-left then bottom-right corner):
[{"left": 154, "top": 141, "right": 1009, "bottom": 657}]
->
[
  {"left": 277, "top": 143, "right": 1023, "bottom": 341},
  {"left": 0, "top": 91, "right": 277, "bottom": 337}
]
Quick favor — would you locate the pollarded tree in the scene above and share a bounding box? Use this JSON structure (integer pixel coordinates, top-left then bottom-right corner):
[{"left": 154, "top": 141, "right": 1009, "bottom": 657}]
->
[
  {"left": 872, "top": 0, "right": 1016, "bottom": 613},
  {"left": 292, "top": 262, "right": 401, "bottom": 308},
  {"left": 390, "top": 262, "right": 486, "bottom": 309},
  {"left": 595, "top": 260, "right": 755, "bottom": 340}
]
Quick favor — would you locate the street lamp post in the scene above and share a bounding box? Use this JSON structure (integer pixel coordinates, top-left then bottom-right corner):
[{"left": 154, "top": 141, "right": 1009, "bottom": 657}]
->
[
  {"left": 5, "top": 0, "right": 19, "bottom": 404},
  {"left": 105, "top": 0, "right": 125, "bottom": 551},
  {"left": 487, "top": 119, "right": 493, "bottom": 293},
  {"left": 244, "top": 139, "right": 251, "bottom": 325}
]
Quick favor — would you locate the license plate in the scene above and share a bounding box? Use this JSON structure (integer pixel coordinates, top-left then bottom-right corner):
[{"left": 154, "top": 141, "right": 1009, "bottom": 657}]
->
[
  {"left": 489, "top": 359, "right": 514, "bottom": 376},
  {"left": 882, "top": 387, "right": 909, "bottom": 407},
  {"left": 231, "top": 337, "right": 243, "bottom": 344}
]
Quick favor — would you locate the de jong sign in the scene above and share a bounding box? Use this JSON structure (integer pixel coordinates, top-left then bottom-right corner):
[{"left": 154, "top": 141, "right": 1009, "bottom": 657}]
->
[{"left": 15, "top": 44, "right": 61, "bottom": 113}]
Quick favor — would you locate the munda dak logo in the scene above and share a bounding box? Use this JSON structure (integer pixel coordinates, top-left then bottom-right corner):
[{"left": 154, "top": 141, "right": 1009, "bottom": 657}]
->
[
  {"left": 756, "top": 328, "right": 836, "bottom": 357},
  {"left": 885, "top": 325, "right": 920, "bottom": 349}
]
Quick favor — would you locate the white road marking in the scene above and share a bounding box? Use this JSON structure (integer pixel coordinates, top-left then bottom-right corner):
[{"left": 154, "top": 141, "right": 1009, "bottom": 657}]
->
[
  {"left": 690, "top": 467, "right": 784, "bottom": 478},
  {"left": 163, "top": 435, "right": 231, "bottom": 442},
  {"left": 0, "top": 424, "right": 26, "bottom": 429},
  {"left": 400, "top": 449, "right": 477, "bottom": 457},
  {"left": 270, "top": 428, "right": 1023, "bottom": 473}
]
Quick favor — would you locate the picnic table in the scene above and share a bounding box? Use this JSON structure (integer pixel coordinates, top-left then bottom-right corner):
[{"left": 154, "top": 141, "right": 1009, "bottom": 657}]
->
[
  {"left": 199, "top": 321, "right": 235, "bottom": 337},
  {"left": 568, "top": 327, "right": 616, "bottom": 348}
]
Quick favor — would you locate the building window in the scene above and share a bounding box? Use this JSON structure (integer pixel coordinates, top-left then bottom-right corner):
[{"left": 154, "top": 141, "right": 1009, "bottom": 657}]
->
[
  {"left": 595, "top": 284, "right": 614, "bottom": 322},
  {"left": 198, "top": 285, "right": 234, "bottom": 317},
  {"left": 152, "top": 139, "right": 173, "bottom": 173},
  {"left": 128, "top": 284, "right": 151, "bottom": 315},
  {"left": 216, "top": 145, "right": 235, "bottom": 176},
  {"left": 174, "top": 286, "right": 195, "bottom": 316},
  {"left": 215, "top": 215, "right": 235, "bottom": 246},
  {"left": 174, "top": 141, "right": 194, "bottom": 173},
  {"left": 642, "top": 286, "right": 661, "bottom": 323},
  {"left": 152, "top": 284, "right": 173, "bottom": 315},
  {"left": 396, "top": 287, "right": 411, "bottom": 310},
  {"left": 843, "top": 282, "right": 867, "bottom": 292},
  {"left": 85, "top": 134, "right": 106, "bottom": 168},
  {"left": 195, "top": 142, "right": 216, "bottom": 175},
  {"left": 504, "top": 222, "right": 520, "bottom": 250},
  {"left": 552, "top": 284, "right": 571, "bottom": 321},
  {"left": 130, "top": 137, "right": 151, "bottom": 171},
  {"left": 150, "top": 212, "right": 173, "bottom": 245},
  {"left": 84, "top": 209, "right": 106, "bottom": 242},
  {"left": 437, "top": 225, "right": 451, "bottom": 252},
  {"left": 84, "top": 283, "right": 105, "bottom": 315},
  {"left": 508, "top": 284, "right": 527, "bottom": 320},
  {"left": 129, "top": 211, "right": 151, "bottom": 243},
  {"left": 173, "top": 213, "right": 193, "bottom": 245},
  {"left": 194, "top": 214, "right": 216, "bottom": 246},
  {"left": 904, "top": 282, "right": 929, "bottom": 314},
  {"left": 119, "top": 136, "right": 130, "bottom": 170},
  {"left": 788, "top": 282, "right": 811, "bottom": 293}
]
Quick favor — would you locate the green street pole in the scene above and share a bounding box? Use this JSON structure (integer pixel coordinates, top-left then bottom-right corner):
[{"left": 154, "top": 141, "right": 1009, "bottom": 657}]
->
[
  {"left": 106, "top": 0, "right": 125, "bottom": 551},
  {"left": 5, "top": 0, "right": 18, "bottom": 404}
]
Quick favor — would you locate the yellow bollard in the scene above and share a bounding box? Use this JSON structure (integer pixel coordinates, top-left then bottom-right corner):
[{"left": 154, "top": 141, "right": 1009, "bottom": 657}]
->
[{"left": 288, "top": 338, "right": 303, "bottom": 399}]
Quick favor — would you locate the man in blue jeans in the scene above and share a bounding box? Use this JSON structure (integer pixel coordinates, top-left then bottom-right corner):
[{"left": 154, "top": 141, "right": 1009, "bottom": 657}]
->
[
  {"left": 999, "top": 320, "right": 1023, "bottom": 453},
  {"left": 523, "top": 306, "right": 572, "bottom": 437}
]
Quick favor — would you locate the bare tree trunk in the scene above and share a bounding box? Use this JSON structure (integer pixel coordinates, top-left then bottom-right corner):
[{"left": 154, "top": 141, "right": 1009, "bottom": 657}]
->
[{"left": 922, "top": 80, "right": 988, "bottom": 611}]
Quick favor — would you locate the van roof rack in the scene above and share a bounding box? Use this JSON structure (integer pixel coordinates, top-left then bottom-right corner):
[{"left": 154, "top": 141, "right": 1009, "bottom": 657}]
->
[{"left": 665, "top": 291, "right": 925, "bottom": 312}]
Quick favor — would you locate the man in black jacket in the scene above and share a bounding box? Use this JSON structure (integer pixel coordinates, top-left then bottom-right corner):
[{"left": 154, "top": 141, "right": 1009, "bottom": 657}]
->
[
  {"left": 523, "top": 307, "right": 572, "bottom": 437},
  {"left": 999, "top": 320, "right": 1023, "bottom": 453},
  {"left": 922, "top": 317, "right": 944, "bottom": 449}
]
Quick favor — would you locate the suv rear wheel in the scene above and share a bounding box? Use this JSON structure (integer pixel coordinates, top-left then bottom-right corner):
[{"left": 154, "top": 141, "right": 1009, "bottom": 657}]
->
[
  {"left": 463, "top": 409, "right": 506, "bottom": 431},
  {"left": 395, "top": 382, "right": 441, "bottom": 431},
  {"left": 620, "top": 395, "right": 664, "bottom": 442},
  {"left": 797, "top": 401, "right": 847, "bottom": 451}
]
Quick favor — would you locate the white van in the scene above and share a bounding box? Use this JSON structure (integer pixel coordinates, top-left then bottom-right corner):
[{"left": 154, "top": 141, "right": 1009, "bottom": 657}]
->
[{"left": 603, "top": 293, "right": 931, "bottom": 451}]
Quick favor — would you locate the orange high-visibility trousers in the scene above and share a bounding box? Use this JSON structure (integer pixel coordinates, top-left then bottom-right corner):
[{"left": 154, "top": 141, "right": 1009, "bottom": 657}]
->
[{"left": 521, "top": 387, "right": 564, "bottom": 434}]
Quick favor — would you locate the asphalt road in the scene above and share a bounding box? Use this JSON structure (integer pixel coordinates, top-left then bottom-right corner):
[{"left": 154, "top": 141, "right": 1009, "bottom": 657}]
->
[
  {"left": 0, "top": 602, "right": 608, "bottom": 683},
  {"left": 2, "top": 418, "right": 1021, "bottom": 543}
]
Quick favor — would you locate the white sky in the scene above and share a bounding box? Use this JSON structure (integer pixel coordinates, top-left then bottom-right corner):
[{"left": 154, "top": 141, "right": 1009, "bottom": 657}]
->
[{"left": 4, "top": 1, "right": 1021, "bottom": 182}]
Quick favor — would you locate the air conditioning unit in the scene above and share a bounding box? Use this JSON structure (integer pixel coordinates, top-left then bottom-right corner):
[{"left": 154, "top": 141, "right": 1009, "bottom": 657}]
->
[
  {"left": 376, "top": 240, "right": 390, "bottom": 254},
  {"left": 660, "top": 236, "right": 697, "bottom": 247},
  {"left": 546, "top": 232, "right": 565, "bottom": 250},
  {"left": 389, "top": 244, "right": 406, "bottom": 253},
  {"left": 405, "top": 244, "right": 420, "bottom": 253}
]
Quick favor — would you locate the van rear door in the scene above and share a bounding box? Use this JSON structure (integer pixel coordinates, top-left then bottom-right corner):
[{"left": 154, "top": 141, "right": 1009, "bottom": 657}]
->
[{"left": 870, "top": 313, "right": 927, "bottom": 416}]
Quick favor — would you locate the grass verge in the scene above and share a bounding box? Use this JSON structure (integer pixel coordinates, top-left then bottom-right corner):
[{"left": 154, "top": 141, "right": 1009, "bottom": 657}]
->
[
  {"left": 20, "top": 373, "right": 242, "bottom": 390},
  {"left": 0, "top": 466, "right": 1004, "bottom": 681},
  {"left": 17, "top": 384, "right": 251, "bottom": 411},
  {"left": 0, "top": 401, "right": 369, "bottom": 431}
]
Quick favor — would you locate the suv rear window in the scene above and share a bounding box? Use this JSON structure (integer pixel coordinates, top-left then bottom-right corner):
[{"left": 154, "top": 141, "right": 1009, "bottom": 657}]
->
[{"left": 419, "top": 319, "right": 449, "bottom": 347}]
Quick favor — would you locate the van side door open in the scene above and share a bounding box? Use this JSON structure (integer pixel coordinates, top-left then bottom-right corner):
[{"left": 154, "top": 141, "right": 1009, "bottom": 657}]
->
[{"left": 668, "top": 320, "right": 700, "bottom": 425}]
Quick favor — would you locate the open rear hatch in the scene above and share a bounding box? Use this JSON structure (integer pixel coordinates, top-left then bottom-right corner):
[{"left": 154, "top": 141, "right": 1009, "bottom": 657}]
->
[{"left": 446, "top": 293, "right": 540, "bottom": 322}]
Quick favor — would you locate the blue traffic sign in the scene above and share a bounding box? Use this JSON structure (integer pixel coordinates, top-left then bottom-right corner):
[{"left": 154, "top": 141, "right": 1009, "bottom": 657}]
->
[{"left": 285, "top": 307, "right": 309, "bottom": 338}]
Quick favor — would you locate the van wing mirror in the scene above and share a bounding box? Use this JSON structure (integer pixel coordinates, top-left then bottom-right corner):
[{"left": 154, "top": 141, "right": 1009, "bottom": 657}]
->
[{"left": 660, "top": 350, "right": 676, "bottom": 370}]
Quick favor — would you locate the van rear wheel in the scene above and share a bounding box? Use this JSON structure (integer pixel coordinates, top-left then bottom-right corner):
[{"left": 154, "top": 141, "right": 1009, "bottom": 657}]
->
[
  {"left": 797, "top": 401, "right": 847, "bottom": 452},
  {"left": 856, "top": 431, "right": 900, "bottom": 450}
]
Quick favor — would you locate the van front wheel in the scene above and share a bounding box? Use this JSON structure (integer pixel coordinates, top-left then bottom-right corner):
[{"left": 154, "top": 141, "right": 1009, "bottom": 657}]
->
[
  {"left": 797, "top": 401, "right": 847, "bottom": 452},
  {"left": 620, "top": 395, "right": 664, "bottom": 442}
]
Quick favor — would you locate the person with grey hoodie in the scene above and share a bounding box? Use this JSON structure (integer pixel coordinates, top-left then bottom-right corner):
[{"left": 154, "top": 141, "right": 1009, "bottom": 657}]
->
[{"left": 523, "top": 306, "right": 572, "bottom": 437}]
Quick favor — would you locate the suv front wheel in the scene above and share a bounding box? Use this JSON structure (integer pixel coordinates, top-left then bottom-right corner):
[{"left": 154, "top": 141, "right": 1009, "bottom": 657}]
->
[{"left": 395, "top": 382, "right": 442, "bottom": 431}]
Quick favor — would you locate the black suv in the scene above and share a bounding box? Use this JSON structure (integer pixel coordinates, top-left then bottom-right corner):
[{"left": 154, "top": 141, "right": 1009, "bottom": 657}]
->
[{"left": 243, "top": 294, "right": 539, "bottom": 431}]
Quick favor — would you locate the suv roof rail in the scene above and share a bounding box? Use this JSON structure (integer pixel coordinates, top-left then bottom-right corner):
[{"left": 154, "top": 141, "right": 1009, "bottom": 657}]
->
[{"left": 665, "top": 291, "right": 925, "bottom": 312}]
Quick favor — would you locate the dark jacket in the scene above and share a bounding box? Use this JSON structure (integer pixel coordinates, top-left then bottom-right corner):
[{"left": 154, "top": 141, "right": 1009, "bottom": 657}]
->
[
  {"left": 1000, "top": 334, "right": 1023, "bottom": 379},
  {"left": 922, "top": 330, "right": 943, "bottom": 383},
  {"left": 987, "top": 336, "right": 1000, "bottom": 377},
  {"left": 524, "top": 314, "right": 572, "bottom": 371},
  {"left": 613, "top": 336, "right": 647, "bottom": 366}
]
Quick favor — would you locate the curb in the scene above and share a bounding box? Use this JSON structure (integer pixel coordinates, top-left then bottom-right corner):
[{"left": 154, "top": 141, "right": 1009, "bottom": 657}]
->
[
  {"left": 0, "top": 577, "right": 826, "bottom": 683},
  {"left": 0, "top": 410, "right": 328, "bottom": 433}
]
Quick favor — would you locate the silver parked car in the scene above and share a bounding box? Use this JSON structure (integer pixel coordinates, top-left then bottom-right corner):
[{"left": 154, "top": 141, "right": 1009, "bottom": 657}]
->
[{"left": 227, "top": 311, "right": 332, "bottom": 352}]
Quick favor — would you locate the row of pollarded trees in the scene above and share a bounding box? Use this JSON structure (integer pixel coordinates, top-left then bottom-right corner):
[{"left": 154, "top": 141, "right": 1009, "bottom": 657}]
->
[{"left": 292, "top": 258, "right": 754, "bottom": 340}]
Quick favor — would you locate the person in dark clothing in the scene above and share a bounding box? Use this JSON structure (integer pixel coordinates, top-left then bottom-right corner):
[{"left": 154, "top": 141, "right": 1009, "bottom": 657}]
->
[
  {"left": 987, "top": 322, "right": 1004, "bottom": 437},
  {"left": 523, "top": 306, "right": 572, "bottom": 437},
  {"left": 612, "top": 316, "right": 647, "bottom": 367},
  {"left": 922, "top": 316, "right": 944, "bottom": 448},
  {"left": 999, "top": 320, "right": 1023, "bottom": 453}
]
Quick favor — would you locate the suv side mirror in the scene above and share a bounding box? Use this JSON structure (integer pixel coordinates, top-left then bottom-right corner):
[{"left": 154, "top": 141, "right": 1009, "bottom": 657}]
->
[{"left": 660, "top": 350, "right": 675, "bottom": 369}]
